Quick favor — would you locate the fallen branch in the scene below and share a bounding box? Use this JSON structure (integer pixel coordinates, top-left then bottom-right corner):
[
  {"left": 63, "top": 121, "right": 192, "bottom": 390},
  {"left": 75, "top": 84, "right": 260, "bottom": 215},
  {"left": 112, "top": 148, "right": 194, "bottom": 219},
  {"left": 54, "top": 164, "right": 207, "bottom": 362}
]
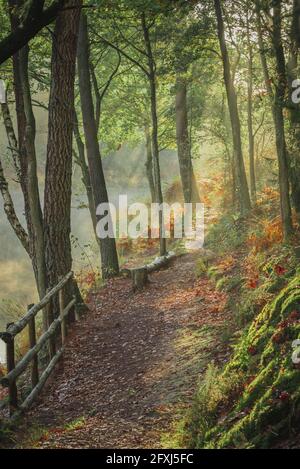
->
[{"left": 121, "top": 251, "right": 176, "bottom": 291}]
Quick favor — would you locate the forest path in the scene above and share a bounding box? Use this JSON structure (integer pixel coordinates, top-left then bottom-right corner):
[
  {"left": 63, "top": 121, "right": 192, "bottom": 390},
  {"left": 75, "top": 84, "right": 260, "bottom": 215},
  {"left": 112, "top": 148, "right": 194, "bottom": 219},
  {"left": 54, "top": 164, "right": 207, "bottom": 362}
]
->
[{"left": 18, "top": 252, "right": 230, "bottom": 448}]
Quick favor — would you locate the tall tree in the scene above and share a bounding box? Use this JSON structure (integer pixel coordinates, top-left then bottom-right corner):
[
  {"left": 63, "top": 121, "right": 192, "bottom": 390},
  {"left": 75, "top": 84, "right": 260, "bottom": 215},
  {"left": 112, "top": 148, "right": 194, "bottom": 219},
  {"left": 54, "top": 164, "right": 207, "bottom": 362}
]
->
[
  {"left": 255, "top": 1, "right": 293, "bottom": 237},
  {"left": 144, "top": 121, "right": 156, "bottom": 203},
  {"left": 246, "top": 8, "right": 256, "bottom": 202},
  {"left": 214, "top": 0, "right": 251, "bottom": 213},
  {"left": 44, "top": 0, "right": 82, "bottom": 294},
  {"left": 141, "top": 11, "right": 167, "bottom": 255},
  {"left": 175, "top": 73, "right": 200, "bottom": 204},
  {"left": 77, "top": 12, "right": 119, "bottom": 279},
  {"left": 0, "top": 1, "right": 48, "bottom": 328},
  {"left": 287, "top": 0, "right": 300, "bottom": 221},
  {"left": 19, "top": 45, "right": 46, "bottom": 302},
  {"left": 270, "top": 0, "right": 293, "bottom": 238}
]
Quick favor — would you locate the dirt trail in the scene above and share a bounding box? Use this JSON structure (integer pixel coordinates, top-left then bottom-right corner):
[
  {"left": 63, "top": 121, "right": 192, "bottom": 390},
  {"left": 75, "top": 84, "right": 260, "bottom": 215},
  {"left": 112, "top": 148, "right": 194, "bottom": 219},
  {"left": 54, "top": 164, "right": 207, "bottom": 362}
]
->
[{"left": 18, "top": 252, "right": 230, "bottom": 449}]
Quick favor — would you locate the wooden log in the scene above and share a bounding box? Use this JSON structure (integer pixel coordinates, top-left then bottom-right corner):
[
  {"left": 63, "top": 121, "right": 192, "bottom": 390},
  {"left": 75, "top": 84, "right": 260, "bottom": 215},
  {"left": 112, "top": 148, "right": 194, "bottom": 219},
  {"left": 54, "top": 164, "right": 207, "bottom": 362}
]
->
[
  {"left": 74, "top": 303, "right": 81, "bottom": 321},
  {"left": 67, "top": 278, "right": 76, "bottom": 324},
  {"left": 1, "top": 317, "right": 61, "bottom": 387},
  {"left": 61, "top": 298, "right": 76, "bottom": 321},
  {"left": 5, "top": 323, "right": 18, "bottom": 415},
  {"left": 12, "top": 347, "right": 64, "bottom": 418},
  {"left": 3, "top": 272, "right": 73, "bottom": 338},
  {"left": 121, "top": 251, "right": 176, "bottom": 290},
  {"left": 121, "top": 251, "right": 176, "bottom": 278},
  {"left": 59, "top": 288, "right": 67, "bottom": 345},
  {"left": 46, "top": 301, "right": 56, "bottom": 360},
  {"left": 132, "top": 267, "right": 148, "bottom": 292},
  {"left": 28, "top": 305, "right": 39, "bottom": 389},
  {"left": 146, "top": 251, "right": 176, "bottom": 273},
  {"left": 120, "top": 267, "right": 131, "bottom": 278},
  {"left": 1, "top": 300, "right": 75, "bottom": 388}
]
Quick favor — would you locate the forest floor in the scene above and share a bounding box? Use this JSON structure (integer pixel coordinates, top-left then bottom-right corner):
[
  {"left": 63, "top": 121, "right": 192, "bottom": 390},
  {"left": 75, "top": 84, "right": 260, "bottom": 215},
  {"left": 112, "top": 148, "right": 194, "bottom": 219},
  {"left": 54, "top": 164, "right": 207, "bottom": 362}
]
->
[{"left": 11, "top": 251, "right": 232, "bottom": 449}]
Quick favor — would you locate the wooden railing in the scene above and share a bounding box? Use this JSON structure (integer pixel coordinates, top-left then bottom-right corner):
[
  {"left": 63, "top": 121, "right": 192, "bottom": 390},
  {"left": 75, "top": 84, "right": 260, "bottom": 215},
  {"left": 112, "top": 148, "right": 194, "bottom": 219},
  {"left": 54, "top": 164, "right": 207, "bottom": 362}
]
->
[{"left": 0, "top": 272, "right": 80, "bottom": 418}]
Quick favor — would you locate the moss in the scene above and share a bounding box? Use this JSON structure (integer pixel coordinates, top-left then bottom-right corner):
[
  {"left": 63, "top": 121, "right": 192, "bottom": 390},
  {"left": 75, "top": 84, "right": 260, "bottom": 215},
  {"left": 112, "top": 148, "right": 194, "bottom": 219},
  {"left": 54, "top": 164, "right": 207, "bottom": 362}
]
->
[
  {"left": 207, "top": 266, "right": 223, "bottom": 282},
  {"left": 216, "top": 275, "right": 242, "bottom": 293},
  {"left": 195, "top": 259, "right": 208, "bottom": 278},
  {"left": 264, "top": 277, "right": 287, "bottom": 293},
  {"left": 188, "top": 274, "right": 300, "bottom": 449}
]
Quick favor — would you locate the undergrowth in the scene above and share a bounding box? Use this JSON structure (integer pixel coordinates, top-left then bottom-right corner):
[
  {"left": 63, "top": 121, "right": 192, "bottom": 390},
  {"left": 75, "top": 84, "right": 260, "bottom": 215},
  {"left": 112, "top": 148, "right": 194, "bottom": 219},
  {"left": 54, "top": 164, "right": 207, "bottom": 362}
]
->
[
  {"left": 187, "top": 274, "right": 300, "bottom": 448},
  {"left": 184, "top": 195, "right": 300, "bottom": 448}
]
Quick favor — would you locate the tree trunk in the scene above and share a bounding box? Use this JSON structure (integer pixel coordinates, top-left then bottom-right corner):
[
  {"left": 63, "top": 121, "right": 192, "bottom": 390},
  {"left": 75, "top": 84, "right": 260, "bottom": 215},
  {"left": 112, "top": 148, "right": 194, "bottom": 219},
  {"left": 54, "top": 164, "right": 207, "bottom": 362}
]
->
[
  {"left": 0, "top": 101, "right": 20, "bottom": 179},
  {"left": 0, "top": 155, "right": 29, "bottom": 252},
  {"left": 214, "top": 0, "right": 251, "bottom": 214},
  {"left": 73, "top": 110, "right": 98, "bottom": 235},
  {"left": 175, "top": 74, "right": 200, "bottom": 204},
  {"left": 77, "top": 12, "right": 119, "bottom": 279},
  {"left": 246, "top": 14, "right": 256, "bottom": 202},
  {"left": 9, "top": 0, "right": 38, "bottom": 268},
  {"left": 256, "top": 5, "right": 274, "bottom": 100},
  {"left": 256, "top": 1, "right": 293, "bottom": 237},
  {"left": 271, "top": 0, "right": 293, "bottom": 239},
  {"left": 132, "top": 267, "right": 148, "bottom": 292},
  {"left": 287, "top": 0, "right": 300, "bottom": 220},
  {"left": 141, "top": 13, "right": 167, "bottom": 256},
  {"left": 8, "top": 1, "right": 48, "bottom": 328},
  {"left": 44, "top": 0, "right": 82, "bottom": 296},
  {"left": 19, "top": 45, "right": 47, "bottom": 305},
  {"left": 144, "top": 122, "right": 156, "bottom": 203}
]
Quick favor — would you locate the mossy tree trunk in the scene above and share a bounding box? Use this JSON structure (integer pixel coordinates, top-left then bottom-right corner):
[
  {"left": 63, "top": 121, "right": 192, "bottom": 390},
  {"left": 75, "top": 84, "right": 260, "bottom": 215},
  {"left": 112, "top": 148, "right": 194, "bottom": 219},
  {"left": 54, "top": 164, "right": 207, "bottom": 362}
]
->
[{"left": 271, "top": 0, "right": 293, "bottom": 239}]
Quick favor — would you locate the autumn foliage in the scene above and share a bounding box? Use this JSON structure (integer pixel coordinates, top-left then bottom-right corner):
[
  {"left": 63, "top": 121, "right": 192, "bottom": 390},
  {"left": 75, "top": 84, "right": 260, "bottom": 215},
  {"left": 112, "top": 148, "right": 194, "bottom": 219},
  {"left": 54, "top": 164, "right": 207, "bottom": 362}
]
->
[{"left": 247, "top": 217, "right": 283, "bottom": 253}]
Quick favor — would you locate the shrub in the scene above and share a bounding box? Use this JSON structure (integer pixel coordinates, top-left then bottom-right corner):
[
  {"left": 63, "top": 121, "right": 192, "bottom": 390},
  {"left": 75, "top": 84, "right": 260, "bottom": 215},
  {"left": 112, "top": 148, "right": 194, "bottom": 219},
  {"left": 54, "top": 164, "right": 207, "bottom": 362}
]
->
[{"left": 188, "top": 274, "right": 300, "bottom": 448}]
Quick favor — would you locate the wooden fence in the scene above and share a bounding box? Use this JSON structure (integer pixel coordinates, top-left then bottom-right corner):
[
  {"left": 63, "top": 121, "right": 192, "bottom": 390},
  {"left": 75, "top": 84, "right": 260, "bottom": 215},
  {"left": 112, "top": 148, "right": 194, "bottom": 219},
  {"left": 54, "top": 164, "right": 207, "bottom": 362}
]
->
[{"left": 0, "top": 272, "right": 79, "bottom": 418}]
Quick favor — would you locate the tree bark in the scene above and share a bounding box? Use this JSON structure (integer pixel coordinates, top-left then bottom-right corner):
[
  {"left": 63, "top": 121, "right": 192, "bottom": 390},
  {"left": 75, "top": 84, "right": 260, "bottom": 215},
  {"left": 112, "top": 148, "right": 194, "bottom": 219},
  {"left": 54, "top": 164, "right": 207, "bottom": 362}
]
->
[
  {"left": 7, "top": 1, "right": 48, "bottom": 327},
  {"left": 214, "top": 0, "right": 251, "bottom": 214},
  {"left": 271, "top": 0, "right": 293, "bottom": 239},
  {"left": 144, "top": 122, "right": 156, "bottom": 203},
  {"left": 0, "top": 156, "right": 29, "bottom": 252},
  {"left": 287, "top": 0, "right": 300, "bottom": 220},
  {"left": 256, "top": 1, "right": 293, "bottom": 237},
  {"left": 141, "top": 13, "right": 167, "bottom": 256},
  {"left": 175, "top": 74, "right": 200, "bottom": 204},
  {"left": 9, "top": 0, "right": 37, "bottom": 265},
  {"left": 246, "top": 13, "right": 256, "bottom": 202},
  {"left": 0, "top": 102, "right": 20, "bottom": 179},
  {"left": 19, "top": 45, "right": 47, "bottom": 303},
  {"left": 77, "top": 12, "right": 119, "bottom": 279},
  {"left": 132, "top": 268, "right": 148, "bottom": 292},
  {"left": 73, "top": 110, "right": 98, "bottom": 235},
  {"left": 256, "top": 5, "right": 274, "bottom": 100},
  {"left": 44, "top": 0, "right": 82, "bottom": 294}
]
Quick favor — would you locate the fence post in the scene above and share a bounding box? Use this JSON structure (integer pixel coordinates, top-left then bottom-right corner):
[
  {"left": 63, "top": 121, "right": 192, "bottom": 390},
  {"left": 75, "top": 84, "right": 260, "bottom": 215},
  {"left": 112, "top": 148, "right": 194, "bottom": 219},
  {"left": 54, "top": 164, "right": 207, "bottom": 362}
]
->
[
  {"left": 75, "top": 303, "right": 80, "bottom": 321},
  {"left": 59, "top": 288, "right": 67, "bottom": 345},
  {"left": 68, "top": 276, "right": 76, "bottom": 324},
  {"left": 28, "top": 304, "right": 39, "bottom": 389},
  {"left": 46, "top": 301, "right": 56, "bottom": 360},
  {"left": 6, "top": 323, "right": 18, "bottom": 415}
]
